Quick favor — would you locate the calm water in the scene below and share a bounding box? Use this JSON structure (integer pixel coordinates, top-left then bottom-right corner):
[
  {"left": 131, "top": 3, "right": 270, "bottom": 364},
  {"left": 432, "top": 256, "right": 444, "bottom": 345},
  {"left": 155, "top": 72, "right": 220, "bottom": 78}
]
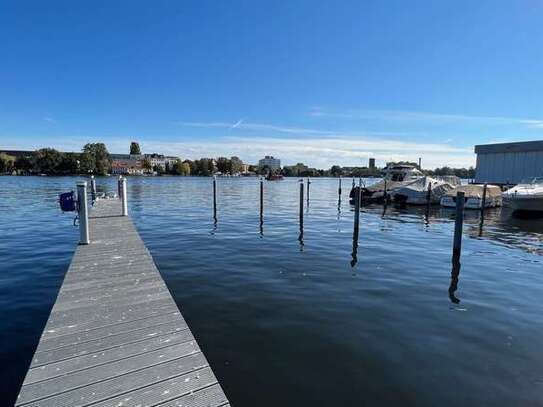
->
[{"left": 1, "top": 176, "right": 543, "bottom": 406}]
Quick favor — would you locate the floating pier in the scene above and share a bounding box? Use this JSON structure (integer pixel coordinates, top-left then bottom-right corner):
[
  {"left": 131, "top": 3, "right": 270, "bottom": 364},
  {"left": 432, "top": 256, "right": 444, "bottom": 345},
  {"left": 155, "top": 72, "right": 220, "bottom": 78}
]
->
[{"left": 16, "top": 198, "right": 230, "bottom": 407}]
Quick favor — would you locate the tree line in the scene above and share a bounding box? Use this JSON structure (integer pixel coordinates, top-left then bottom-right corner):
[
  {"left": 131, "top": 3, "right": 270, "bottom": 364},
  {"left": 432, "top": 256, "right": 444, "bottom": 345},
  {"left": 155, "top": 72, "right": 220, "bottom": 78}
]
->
[{"left": 0, "top": 143, "right": 111, "bottom": 175}]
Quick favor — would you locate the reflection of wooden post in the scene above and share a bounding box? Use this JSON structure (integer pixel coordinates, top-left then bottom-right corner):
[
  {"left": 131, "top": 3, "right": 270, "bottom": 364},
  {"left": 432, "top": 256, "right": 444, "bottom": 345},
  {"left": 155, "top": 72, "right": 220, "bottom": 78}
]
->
[
  {"left": 453, "top": 191, "right": 465, "bottom": 258},
  {"left": 213, "top": 176, "right": 217, "bottom": 220},
  {"left": 480, "top": 183, "right": 488, "bottom": 214}
]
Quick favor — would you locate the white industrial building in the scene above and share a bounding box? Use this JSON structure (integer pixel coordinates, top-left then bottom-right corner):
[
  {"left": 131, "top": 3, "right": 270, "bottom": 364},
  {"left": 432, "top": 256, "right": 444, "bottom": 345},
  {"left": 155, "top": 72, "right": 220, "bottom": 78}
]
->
[
  {"left": 258, "top": 155, "right": 281, "bottom": 170},
  {"left": 475, "top": 140, "right": 543, "bottom": 184}
]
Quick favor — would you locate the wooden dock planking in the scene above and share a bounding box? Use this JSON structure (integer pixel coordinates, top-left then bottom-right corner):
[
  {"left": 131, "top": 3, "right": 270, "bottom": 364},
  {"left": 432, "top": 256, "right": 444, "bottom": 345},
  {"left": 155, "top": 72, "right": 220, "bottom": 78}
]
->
[{"left": 16, "top": 199, "right": 230, "bottom": 407}]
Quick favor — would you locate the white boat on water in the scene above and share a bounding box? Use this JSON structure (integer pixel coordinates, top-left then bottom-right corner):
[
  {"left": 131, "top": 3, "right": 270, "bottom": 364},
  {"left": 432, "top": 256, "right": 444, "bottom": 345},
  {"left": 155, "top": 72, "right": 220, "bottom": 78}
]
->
[
  {"left": 355, "top": 164, "right": 423, "bottom": 203},
  {"left": 391, "top": 176, "right": 458, "bottom": 205},
  {"left": 502, "top": 178, "right": 543, "bottom": 213},
  {"left": 441, "top": 184, "right": 502, "bottom": 209}
]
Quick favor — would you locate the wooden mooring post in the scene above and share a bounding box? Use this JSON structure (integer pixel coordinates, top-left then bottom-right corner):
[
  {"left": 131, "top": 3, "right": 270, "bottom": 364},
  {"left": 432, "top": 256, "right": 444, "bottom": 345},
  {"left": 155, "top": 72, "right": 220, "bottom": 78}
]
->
[
  {"left": 306, "top": 177, "right": 310, "bottom": 204},
  {"left": 338, "top": 176, "right": 342, "bottom": 197},
  {"left": 353, "top": 179, "right": 361, "bottom": 232},
  {"left": 478, "top": 183, "right": 488, "bottom": 236},
  {"left": 260, "top": 177, "right": 264, "bottom": 228},
  {"left": 212, "top": 176, "right": 217, "bottom": 221},
  {"left": 299, "top": 181, "right": 304, "bottom": 226},
  {"left": 453, "top": 191, "right": 465, "bottom": 258}
]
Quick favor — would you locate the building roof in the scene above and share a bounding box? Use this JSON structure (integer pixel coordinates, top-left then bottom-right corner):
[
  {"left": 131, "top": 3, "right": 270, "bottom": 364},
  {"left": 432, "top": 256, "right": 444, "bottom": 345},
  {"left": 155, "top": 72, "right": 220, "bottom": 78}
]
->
[{"left": 475, "top": 140, "right": 543, "bottom": 154}]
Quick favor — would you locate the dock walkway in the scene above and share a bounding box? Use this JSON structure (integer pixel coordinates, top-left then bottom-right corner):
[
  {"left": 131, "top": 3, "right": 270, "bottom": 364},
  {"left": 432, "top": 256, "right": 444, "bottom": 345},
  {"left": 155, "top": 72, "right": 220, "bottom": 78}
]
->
[{"left": 16, "top": 199, "right": 230, "bottom": 407}]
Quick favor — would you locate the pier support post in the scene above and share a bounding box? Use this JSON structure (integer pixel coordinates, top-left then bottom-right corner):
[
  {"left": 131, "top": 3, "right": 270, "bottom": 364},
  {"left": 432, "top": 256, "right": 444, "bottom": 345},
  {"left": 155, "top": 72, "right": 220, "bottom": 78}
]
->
[
  {"left": 77, "top": 182, "right": 90, "bottom": 245},
  {"left": 306, "top": 178, "right": 310, "bottom": 204},
  {"left": 354, "top": 180, "right": 361, "bottom": 231},
  {"left": 480, "top": 183, "right": 488, "bottom": 215},
  {"left": 260, "top": 177, "right": 264, "bottom": 222},
  {"left": 299, "top": 181, "right": 304, "bottom": 226},
  {"left": 338, "top": 176, "right": 342, "bottom": 197},
  {"left": 90, "top": 176, "right": 96, "bottom": 203},
  {"left": 213, "top": 176, "right": 217, "bottom": 220},
  {"left": 453, "top": 191, "right": 465, "bottom": 258},
  {"left": 121, "top": 177, "right": 128, "bottom": 216},
  {"left": 117, "top": 175, "right": 123, "bottom": 198}
]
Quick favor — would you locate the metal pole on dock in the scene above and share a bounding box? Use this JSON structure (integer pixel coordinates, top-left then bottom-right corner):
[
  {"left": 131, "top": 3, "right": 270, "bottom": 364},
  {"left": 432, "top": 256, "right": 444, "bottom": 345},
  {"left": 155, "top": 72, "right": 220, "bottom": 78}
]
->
[
  {"left": 453, "top": 191, "right": 465, "bottom": 258},
  {"left": 77, "top": 182, "right": 90, "bottom": 245},
  {"left": 117, "top": 175, "right": 123, "bottom": 198},
  {"left": 213, "top": 176, "right": 217, "bottom": 220},
  {"left": 121, "top": 177, "right": 128, "bottom": 216},
  {"left": 90, "top": 176, "right": 96, "bottom": 203}
]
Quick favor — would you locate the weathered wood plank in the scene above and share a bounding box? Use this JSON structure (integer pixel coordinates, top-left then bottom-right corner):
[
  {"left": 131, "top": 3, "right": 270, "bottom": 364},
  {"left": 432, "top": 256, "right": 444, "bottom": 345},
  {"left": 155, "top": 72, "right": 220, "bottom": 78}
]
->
[{"left": 15, "top": 199, "right": 229, "bottom": 407}]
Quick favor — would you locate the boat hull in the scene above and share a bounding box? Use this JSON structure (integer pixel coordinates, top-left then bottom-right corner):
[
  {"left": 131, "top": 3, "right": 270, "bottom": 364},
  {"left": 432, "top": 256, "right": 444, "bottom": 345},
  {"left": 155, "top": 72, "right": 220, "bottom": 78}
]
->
[{"left": 503, "top": 195, "right": 543, "bottom": 213}]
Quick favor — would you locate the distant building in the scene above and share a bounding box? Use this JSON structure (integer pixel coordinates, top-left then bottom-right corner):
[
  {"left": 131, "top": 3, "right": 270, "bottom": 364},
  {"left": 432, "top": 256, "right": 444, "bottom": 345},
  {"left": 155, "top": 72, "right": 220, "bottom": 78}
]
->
[
  {"left": 258, "top": 155, "right": 281, "bottom": 170},
  {"left": 144, "top": 153, "right": 179, "bottom": 170},
  {"left": 475, "top": 140, "right": 543, "bottom": 184},
  {"left": 369, "top": 158, "right": 376, "bottom": 169},
  {"left": 241, "top": 163, "right": 250, "bottom": 174},
  {"left": 111, "top": 158, "right": 144, "bottom": 175}
]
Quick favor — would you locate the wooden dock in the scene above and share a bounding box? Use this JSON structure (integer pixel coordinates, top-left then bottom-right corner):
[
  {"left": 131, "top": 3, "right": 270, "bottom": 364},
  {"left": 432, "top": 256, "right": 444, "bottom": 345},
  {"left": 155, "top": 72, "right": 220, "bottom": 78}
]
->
[{"left": 16, "top": 199, "right": 230, "bottom": 407}]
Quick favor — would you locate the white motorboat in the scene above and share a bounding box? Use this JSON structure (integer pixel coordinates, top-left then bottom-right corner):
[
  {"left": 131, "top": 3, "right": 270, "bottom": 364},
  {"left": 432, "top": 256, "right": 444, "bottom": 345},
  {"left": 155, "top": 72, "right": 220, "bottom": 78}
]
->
[
  {"left": 441, "top": 184, "right": 502, "bottom": 209},
  {"left": 391, "top": 176, "right": 457, "bottom": 205},
  {"left": 354, "top": 164, "right": 424, "bottom": 203},
  {"left": 502, "top": 178, "right": 543, "bottom": 213}
]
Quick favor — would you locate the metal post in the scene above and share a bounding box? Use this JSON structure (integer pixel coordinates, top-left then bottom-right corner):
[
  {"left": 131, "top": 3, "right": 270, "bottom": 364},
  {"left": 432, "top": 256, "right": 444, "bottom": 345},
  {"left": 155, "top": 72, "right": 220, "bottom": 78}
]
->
[
  {"left": 453, "top": 191, "right": 465, "bottom": 258},
  {"left": 121, "top": 177, "right": 128, "bottom": 216},
  {"left": 90, "top": 176, "right": 96, "bottom": 203},
  {"left": 77, "top": 182, "right": 90, "bottom": 245},
  {"left": 213, "top": 176, "right": 217, "bottom": 220},
  {"left": 117, "top": 175, "right": 123, "bottom": 198}
]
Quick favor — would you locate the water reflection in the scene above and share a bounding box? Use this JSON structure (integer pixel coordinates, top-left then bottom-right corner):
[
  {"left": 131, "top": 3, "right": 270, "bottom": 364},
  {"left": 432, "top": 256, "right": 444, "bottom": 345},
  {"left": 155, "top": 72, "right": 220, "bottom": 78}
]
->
[{"left": 448, "top": 254, "right": 461, "bottom": 304}]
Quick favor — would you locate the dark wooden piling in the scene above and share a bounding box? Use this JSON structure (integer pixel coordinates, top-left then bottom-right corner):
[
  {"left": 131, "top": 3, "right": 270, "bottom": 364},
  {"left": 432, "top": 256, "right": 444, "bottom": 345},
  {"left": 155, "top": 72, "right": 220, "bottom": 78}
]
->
[
  {"left": 338, "top": 177, "right": 342, "bottom": 197},
  {"left": 426, "top": 181, "right": 432, "bottom": 207},
  {"left": 353, "top": 182, "right": 361, "bottom": 232},
  {"left": 480, "top": 183, "right": 488, "bottom": 215},
  {"left": 299, "top": 181, "right": 304, "bottom": 226},
  {"left": 453, "top": 191, "right": 465, "bottom": 258},
  {"left": 306, "top": 178, "right": 310, "bottom": 204},
  {"left": 259, "top": 177, "right": 264, "bottom": 233},
  {"left": 212, "top": 176, "right": 217, "bottom": 221}
]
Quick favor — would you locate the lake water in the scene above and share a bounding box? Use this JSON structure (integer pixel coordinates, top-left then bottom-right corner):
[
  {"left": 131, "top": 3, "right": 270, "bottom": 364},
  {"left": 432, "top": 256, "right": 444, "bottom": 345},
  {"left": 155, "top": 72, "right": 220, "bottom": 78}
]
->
[{"left": 1, "top": 176, "right": 543, "bottom": 406}]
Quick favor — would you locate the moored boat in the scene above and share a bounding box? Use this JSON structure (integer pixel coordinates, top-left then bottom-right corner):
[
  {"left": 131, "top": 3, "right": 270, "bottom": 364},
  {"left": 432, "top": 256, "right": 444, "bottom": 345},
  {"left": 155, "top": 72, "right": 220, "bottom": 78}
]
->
[
  {"left": 266, "top": 173, "right": 284, "bottom": 181},
  {"left": 441, "top": 184, "right": 502, "bottom": 209},
  {"left": 392, "top": 176, "right": 457, "bottom": 205},
  {"left": 502, "top": 178, "right": 543, "bottom": 214}
]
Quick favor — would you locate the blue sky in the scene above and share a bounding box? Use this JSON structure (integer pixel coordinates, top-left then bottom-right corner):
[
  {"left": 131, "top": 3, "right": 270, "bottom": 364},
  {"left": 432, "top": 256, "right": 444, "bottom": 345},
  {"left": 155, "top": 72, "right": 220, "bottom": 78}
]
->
[{"left": 1, "top": 0, "right": 543, "bottom": 168}]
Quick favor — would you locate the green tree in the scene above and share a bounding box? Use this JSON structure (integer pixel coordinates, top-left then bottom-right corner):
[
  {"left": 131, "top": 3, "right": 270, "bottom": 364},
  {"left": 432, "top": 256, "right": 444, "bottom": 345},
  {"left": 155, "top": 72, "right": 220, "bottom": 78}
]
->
[
  {"left": 142, "top": 159, "right": 152, "bottom": 172},
  {"left": 330, "top": 165, "right": 342, "bottom": 177},
  {"left": 81, "top": 143, "right": 111, "bottom": 175},
  {"left": 215, "top": 157, "right": 229, "bottom": 174},
  {"left": 0, "top": 153, "right": 15, "bottom": 173},
  {"left": 181, "top": 162, "right": 191, "bottom": 175},
  {"left": 230, "top": 156, "right": 243, "bottom": 174},
  {"left": 130, "top": 142, "right": 141, "bottom": 155},
  {"left": 34, "top": 148, "right": 63, "bottom": 174},
  {"left": 58, "top": 153, "right": 80, "bottom": 174},
  {"left": 14, "top": 155, "right": 33, "bottom": 173}
]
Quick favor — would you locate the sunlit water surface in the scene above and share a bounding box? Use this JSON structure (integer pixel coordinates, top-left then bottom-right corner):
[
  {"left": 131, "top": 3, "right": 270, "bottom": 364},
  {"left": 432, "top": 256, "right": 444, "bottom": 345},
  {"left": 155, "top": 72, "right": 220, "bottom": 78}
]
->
[{"left": 1, "top": 176, "right": 543, "bottom": 406}]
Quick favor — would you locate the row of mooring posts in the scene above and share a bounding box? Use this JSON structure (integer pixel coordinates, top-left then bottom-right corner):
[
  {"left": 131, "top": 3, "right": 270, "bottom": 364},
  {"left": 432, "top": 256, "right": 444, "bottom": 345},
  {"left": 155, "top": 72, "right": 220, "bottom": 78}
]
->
[
  {"left": 75, "top": 176, "right": 128, "bottom": 245},
  {"left": 209, "top": 176, "right": 468, "bottom": 271}
]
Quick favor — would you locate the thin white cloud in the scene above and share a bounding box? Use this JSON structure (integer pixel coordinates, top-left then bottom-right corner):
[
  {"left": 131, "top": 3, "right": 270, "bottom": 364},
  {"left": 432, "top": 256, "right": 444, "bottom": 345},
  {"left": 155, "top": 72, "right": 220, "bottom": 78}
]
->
[
  {"left": 230, "top": 118, "right": 244, "bottom": 129},
  {"left": 309, "top": 107, "right": 543, "bottom": 128},
  {"left": 43, "top": 116, "right": 56, "bottom": 123}
]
